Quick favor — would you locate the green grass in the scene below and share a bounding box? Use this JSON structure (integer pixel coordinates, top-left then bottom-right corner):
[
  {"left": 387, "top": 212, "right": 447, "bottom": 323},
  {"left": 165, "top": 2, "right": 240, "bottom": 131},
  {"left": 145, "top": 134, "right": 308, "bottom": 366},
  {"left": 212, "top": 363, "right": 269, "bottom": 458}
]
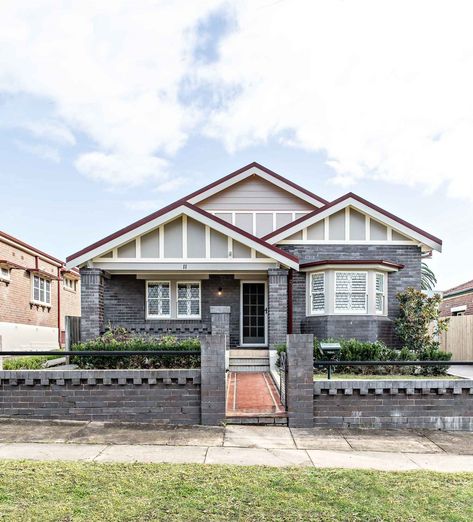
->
[
  {"left": 314, "top": 373, "right": 461, "bottom": 380},
  {"left": 2, "top": 355, "right": 59, "bottom": 370},
  {"left": 0, "top": 461, "right": 471, "bottom": 521}
]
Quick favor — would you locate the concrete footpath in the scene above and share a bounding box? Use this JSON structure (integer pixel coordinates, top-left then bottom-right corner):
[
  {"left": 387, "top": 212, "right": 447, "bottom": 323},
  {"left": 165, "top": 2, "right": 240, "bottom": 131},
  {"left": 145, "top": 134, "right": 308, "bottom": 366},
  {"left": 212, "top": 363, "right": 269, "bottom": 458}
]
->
[{"left": 0, "top": 419, "right": 472, "bottom": 471}]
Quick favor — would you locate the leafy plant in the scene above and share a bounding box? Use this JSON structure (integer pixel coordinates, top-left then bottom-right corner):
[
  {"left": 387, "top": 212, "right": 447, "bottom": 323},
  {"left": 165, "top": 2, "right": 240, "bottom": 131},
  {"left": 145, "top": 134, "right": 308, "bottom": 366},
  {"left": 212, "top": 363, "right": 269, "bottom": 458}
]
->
[
  {"left": 395, "top": 288, "right": 449, "bottom": 353},
  {"left": 3, "top": 355, "right": 57, "bottom": 370},
  {"left": 71, "top": 327, "right": 200, "bottom": 369},
  {"left": 421, "top": 261, "right": 437, "bottom": 291}
]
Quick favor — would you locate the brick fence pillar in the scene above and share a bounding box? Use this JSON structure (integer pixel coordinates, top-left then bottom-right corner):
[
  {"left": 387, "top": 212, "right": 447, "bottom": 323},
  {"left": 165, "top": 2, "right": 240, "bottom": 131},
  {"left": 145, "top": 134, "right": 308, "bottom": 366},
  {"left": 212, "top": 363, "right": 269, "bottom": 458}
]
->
[
  {"left": 287, "top": 333, "right": 314, "bottom": 428},
  {"left": 268, "top": 268, "right": 288, "bottom": 350},
  {"left": 201, "top": 334, "right": 226, "bottom": 425},
  {"left": 80, "top": 268, "right": 105, "bottom": 342},
  {"left": 210, "top": 306, "right": 231, "bottom": 349}
]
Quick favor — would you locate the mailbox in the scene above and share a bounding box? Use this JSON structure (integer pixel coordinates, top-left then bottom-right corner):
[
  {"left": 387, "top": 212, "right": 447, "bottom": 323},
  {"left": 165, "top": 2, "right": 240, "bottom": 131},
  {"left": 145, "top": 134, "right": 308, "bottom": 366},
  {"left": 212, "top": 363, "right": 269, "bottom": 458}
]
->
[{"left": 318, "top": 342, "right": 341, "bottom": 379}]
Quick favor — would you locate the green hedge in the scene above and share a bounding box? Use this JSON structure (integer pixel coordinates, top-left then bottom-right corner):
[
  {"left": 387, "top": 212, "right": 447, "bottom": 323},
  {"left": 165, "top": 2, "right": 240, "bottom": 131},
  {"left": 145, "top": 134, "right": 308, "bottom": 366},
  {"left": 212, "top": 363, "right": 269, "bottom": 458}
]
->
[
  {"left": 277, "top": 338, "right": 452, "bottom": 376},
  {"left": 71, "top": 328, "right": 200, "bottom": 369}
]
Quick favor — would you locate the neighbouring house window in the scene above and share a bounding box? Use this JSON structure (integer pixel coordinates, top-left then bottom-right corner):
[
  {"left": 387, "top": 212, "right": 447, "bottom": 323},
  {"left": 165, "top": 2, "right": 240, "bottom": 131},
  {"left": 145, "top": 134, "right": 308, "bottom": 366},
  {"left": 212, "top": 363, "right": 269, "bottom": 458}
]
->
[
  {"left": 63, "top": 278, "right": 76, "bottom": 291},
  {"left": 0, "top": 267, "right": 10, "bottom": 282},
  {"left": 335, "top": 272, "right": 367, "bottom": 313},
  {"left": 310, "top": 272, "right": 325, "bottom": 313},
  {"left": 375, "top": 273, "right": 385, "bottom": 314},
  {"left": 32, "top": 275, "right": 51, "bottom": 305},
  {"left": 177, "top": 282, "right": 201, "bottom": 318},
  {"left": 146, "top": 281, "right": 171, "bottom": 318}
]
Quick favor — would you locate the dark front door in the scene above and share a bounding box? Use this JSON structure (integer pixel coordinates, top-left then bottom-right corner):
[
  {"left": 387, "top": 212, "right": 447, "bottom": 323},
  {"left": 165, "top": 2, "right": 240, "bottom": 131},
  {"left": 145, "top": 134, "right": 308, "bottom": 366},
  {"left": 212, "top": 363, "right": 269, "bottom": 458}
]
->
[{"left": 241, "top": 282, "right": 267, "bottom": 346}]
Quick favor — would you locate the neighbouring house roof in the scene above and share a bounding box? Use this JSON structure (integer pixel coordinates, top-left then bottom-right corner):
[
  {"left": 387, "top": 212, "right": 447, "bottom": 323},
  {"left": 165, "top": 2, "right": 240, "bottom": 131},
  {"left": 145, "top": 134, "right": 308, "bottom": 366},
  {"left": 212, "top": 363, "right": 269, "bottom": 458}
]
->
[
  {"left": 66, "top": 162, "right": 442, "bottom": 269},
  {"left": 0, "top": 229, "right": 66, "bottom": 267},
  {"left": 263, "top": 192, "right": 442, "bottom": 252},
  {"left": 300, "top": 259, "right": 404, "bottom": 271},
  {"left": 443, "top": 279, "right": 473, "bottom": 298}
]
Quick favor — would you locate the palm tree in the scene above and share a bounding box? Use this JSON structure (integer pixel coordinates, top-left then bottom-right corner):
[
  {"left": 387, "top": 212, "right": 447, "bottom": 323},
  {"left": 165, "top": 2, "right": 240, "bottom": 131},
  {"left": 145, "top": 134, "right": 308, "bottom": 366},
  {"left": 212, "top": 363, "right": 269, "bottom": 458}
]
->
[{"left": 421, "top": 262, "right": 437, "bottom": 291}]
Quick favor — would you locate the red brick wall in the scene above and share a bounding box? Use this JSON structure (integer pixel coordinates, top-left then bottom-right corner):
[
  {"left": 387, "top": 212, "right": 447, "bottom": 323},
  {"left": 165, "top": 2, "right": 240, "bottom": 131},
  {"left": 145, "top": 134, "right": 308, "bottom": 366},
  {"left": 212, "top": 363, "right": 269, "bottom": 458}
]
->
[
  {"left": 440, "top": 292, "right": 473, "bottom": 317},
  {"left": 0, "top": 239, "right": 80, "bottom": 339}
]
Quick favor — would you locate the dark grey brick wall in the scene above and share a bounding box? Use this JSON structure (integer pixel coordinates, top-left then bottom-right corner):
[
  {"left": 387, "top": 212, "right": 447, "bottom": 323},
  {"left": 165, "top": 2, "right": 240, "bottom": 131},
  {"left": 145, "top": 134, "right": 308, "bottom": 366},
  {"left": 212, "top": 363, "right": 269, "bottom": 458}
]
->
[
  {"left": 103, "top": 274, "right": 241, "bottom": 346},
  {"left": 201, "top": 335, "right": 226, "bottom": 425},
  {"left": 280, "top": 245, "right": 422, "bottom": 346},
  {"left": 313, "top": 380, "right": 473, "bottom": 430},
  {"left": 268, "top": 268, "right": 288, "bottom": 349},
  {"left": 0, "top": 370, "right": 201, "bottom": 425},
  {"left": 80, "top": 268, "right": 104, "bottom": 341}
]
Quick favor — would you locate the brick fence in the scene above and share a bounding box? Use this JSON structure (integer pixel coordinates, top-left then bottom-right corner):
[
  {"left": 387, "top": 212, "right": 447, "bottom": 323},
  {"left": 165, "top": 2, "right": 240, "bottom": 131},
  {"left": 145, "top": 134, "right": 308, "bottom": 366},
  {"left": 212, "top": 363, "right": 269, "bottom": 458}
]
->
[{"left": 313, "top": 379, "right": 473, "bottom": 430}]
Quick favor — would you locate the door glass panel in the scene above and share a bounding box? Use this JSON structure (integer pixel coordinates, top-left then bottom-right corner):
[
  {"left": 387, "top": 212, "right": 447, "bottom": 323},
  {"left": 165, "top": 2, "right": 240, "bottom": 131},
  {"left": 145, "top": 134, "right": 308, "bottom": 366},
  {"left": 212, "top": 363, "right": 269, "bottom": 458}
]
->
[{"left": 242, "top": 283, "right": 266, "bottom": 345}]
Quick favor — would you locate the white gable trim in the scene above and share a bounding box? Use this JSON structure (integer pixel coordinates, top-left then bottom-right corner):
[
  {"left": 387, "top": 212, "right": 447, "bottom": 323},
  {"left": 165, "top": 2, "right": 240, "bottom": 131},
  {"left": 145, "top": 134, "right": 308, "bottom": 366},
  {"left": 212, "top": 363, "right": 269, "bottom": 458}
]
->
[
  {"left": 266, "top": 197, "right": 442, "bottom": 252},
  {"left": 66, "top": 205, "right": 299, "bottom": 270},
  {"left": 186, "top": 166, "right": 325, "bottom": 208}
]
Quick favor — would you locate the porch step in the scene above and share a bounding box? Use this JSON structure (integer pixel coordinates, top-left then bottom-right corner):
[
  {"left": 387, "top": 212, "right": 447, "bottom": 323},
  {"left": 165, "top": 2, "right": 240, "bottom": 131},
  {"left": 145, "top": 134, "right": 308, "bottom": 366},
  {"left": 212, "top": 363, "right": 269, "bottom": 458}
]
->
[
  {"left": 225, "top": 414, "right": 288, "bottom": 426},
  {"left": 229, "top": 356, "right": 270, "bottom": 373},
  {"left": 229, "top": 365, "right": 270, "bottom": 373}
]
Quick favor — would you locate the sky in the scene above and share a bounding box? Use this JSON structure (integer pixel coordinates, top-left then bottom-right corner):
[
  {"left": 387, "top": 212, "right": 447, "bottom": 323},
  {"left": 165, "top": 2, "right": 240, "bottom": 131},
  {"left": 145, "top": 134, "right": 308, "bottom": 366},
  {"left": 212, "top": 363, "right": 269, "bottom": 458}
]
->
[{"left": 1, "top": 0, "right": 473, "bottom": 290}]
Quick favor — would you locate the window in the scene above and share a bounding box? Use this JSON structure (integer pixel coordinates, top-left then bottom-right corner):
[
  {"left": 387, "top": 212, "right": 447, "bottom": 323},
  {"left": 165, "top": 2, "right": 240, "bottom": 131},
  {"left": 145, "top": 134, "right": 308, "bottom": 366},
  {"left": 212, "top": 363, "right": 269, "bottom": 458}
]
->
[
  {"left": 375, "top": 273, "right": 385, "bottom": 314},
  {"left": 335, "top": 272, "right": 367, "bottom": 313},
  {"left": 310, "top": 273, "right": 325, "bottom": 313},
  {"left": 177, "top": 282, "right": 201, "bottom": 318},
  {"left": 63, "top": 278, "right": 76, "bottom": 291},
  {"left": 0, "top": 267, "right": 10, "bottom": 282},
  {"left": 146, "top": 281, "right": 171, "bottom": 318},
  {"left": 32, "top": 275, "right": 51, "bottom": 305}
]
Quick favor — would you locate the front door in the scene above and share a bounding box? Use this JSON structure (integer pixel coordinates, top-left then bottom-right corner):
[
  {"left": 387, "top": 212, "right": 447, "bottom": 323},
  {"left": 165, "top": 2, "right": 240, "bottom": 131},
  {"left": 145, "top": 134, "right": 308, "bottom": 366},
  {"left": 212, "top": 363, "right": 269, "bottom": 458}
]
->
[{"left": 241, "top": 282, "right": 267, "bottom": 346}]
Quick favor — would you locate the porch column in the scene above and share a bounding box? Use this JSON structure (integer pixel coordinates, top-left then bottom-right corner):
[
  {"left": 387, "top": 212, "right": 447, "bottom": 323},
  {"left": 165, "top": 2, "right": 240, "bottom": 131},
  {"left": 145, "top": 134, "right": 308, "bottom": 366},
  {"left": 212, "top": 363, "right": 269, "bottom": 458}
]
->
[
  {"left": 80, "top": 268, "right": 104, "bottom": 342},
  {"left": 201, "top": 334, "right": 226, "bottom": 425},
  {"left": 268, "top": 268, "right": 288, "bottom": 349}
]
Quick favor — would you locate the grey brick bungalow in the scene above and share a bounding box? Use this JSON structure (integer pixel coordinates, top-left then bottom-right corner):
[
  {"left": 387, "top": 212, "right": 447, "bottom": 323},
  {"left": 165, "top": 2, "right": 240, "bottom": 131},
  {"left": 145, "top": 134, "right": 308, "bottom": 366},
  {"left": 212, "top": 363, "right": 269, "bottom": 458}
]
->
[{"left": 66, "top": 162, "right": 442, "bottom": 349}]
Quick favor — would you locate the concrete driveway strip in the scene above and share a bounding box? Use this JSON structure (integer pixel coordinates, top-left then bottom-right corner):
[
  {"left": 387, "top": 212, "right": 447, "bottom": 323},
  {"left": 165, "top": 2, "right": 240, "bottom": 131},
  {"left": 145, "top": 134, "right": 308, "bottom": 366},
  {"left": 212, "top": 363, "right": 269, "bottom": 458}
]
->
[
  {"left": 95, "top": 444, "right": 207, "bottom": 464},
  {"left": 224, "top": 426, "right": 295, "bottom": 449},
  {"left": 407, "top": 453, "right": 473, "bottom": 472},
  {"left": 422, "top": 431, "right": 473, "bottom": 455},
  {"left": 0, "top": 443, "right": 106, "bottom": 462},
  {"left": 206, "top": 447, "right": 312, "bottom": 467},
  {"left": 342, "top": 430, "right": 442, "bottom": 454},
  {"left": 307, "top": 449, "right": 420, "bottom": 471}
]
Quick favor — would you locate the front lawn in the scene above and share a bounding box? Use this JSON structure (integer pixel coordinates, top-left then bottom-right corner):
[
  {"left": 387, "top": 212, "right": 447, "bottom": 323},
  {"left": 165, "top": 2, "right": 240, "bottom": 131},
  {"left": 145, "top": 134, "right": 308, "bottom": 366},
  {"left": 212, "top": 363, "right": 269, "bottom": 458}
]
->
[{"left": 0, "top": 461, "right": 471, "bottom": 521}]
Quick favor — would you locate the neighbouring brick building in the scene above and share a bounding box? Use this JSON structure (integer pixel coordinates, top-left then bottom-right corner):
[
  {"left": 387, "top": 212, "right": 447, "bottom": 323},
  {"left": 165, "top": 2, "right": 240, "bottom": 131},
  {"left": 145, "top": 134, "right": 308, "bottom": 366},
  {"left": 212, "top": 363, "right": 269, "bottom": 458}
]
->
[
  {"left": 66, "top": 162, "right": 441, "bottom": 352},
  {"left": 0, "top": 230, "right": 80, "bottom": 351},
  {"left": 440, "top": 280, "right": 473, "bottom": 317}
]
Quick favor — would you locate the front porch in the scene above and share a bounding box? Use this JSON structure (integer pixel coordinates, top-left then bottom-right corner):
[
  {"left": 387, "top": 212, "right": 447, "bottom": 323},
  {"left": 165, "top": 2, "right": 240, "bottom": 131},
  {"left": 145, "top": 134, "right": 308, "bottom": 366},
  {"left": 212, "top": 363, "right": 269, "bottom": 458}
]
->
[{"left": 80, "top": 268, "right": 289, "bottom": 349}]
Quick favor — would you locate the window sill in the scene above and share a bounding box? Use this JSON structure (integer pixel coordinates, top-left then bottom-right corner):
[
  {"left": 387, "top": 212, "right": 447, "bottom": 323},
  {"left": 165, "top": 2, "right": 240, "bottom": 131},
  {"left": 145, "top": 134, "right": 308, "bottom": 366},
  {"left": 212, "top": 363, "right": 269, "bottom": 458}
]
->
[
  {"left": 30, "top": 301, "right": 52, "bottom": 310},
  {"left": 63, "top": 287, "right": 76, "bottom": 293},
  {"left": 0, "top": 277, "right": 10, "bottom": 284},
  {"left": 146, "top": 316, "right": 202, "bottom": 321}
]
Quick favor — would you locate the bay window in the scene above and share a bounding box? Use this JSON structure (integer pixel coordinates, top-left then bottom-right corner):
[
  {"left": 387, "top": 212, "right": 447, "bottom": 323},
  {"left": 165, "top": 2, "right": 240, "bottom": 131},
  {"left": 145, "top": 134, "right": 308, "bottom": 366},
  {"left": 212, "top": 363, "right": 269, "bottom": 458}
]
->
[
  {"left": 309, "top": 273, "right": 325, "bottom": 314},
  {"left": 307, "top": 269, "right": 390, "bottom": 316},
  {"left": 335, "top": 272, "right": 367, "bottom": 313}
]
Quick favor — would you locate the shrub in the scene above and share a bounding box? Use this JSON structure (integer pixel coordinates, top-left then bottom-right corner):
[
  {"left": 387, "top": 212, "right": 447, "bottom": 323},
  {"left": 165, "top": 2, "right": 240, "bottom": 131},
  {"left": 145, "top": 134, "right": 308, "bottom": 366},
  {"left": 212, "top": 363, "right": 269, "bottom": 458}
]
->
[
  {"left": 3, "top": 355, "right": 57, "bottom": 370},
  {"left": 71, "top": 327, "right": 200, "bottom": 369}
]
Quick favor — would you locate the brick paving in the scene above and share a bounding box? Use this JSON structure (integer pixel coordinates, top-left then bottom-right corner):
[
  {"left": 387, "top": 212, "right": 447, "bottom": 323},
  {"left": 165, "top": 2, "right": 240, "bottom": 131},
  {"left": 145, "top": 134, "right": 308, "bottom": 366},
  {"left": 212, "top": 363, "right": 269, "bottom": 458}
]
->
[{"left": 226, "top": 372, "right": 285, "bottom": 416}]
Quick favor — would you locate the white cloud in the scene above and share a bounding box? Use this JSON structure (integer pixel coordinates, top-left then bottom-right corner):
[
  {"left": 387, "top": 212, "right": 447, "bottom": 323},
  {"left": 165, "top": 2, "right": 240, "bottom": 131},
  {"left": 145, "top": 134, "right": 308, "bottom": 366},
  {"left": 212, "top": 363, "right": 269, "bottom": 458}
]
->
[
  {"left": 0, "top": 0, "right": 222, "bottom": 185},
  {"left": 21, "top": 120, "right": 76, "bottom": 145},
  {"left": 14, "top": 139, "right": 60, "bottom": 163},
  {"left": 201, "top": 0, "right": 473, "bottom": 201},
  {"left": 75, "top": 152, "right": 168, "bottom": 186}
]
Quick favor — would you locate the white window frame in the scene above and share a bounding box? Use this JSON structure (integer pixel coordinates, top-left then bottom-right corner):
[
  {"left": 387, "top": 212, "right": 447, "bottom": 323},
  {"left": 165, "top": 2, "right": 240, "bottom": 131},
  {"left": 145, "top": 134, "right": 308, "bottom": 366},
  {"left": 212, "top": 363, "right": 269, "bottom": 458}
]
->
[
  {"left": 63, "top": 277, "right": 76, "bottom": 291},
  {"left": 309, "top": 272, "right": 325, "bottom": 315},
  {"left": 375, "top": 272, "right": 386, "bottom": 315},
  {"left": 176, "top": 281, "right": 201, "bottom": 319},
  {"left": 31, "top": 275, "right": 51, "bottom": 306},
  {"left": 146, "top": 280, "right": 171, "bottom": 319},
  {"left": 0, "top": 267, "right": 10, "bottom": 282},
  {"left": 334, "top": 271, "right": 368, "bottom": 314}
]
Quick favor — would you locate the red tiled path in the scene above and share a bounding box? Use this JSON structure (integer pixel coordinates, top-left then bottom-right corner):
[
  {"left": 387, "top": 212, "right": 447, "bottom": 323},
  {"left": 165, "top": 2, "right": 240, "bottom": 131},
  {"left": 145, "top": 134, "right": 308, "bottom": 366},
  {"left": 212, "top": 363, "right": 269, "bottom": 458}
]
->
[{"left": 226, "top": 372, "right": 286, "bottom": 416}]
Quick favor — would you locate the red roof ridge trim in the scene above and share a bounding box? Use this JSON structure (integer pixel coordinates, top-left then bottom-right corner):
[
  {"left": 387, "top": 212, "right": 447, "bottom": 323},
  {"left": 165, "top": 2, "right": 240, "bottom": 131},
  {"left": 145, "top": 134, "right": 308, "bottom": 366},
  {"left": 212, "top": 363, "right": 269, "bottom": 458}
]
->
[{"left": 300, "top": 259, "right": 404, "bottom": 269}]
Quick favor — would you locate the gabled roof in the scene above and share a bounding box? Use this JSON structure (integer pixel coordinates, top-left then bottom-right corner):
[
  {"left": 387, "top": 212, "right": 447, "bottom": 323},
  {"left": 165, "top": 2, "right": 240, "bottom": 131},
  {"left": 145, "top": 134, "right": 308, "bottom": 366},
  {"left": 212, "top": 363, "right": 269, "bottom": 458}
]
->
[
  {"left": 0, "top": 229, "right": 65, "bottom": 266},
  {"left": 263, "top": 192, "right": 442, "bottom": 252},
  {"left": 66, "top": 202, "right": 299, "bottom": 270},
  {"left": 186, "top": 162, "right": 328, "bottom": 207},
  {"left": 443, "top": 279, "right": 473, "bottom": 298},
  {"left": 300, "top": 259, "right": 404, "bottom": 271}
]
